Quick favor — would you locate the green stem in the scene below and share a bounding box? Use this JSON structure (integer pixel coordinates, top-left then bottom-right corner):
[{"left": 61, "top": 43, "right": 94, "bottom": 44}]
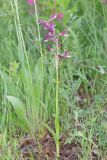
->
[{"left": 55, "top": 43, "right": 60, "bottom": 157}]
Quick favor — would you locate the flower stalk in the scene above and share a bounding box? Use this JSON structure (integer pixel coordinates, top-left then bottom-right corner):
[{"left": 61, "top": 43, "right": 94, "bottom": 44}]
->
[
  {"left": 39, "top": 13, "right": 70, "bottom": 158},
  {"left": 55, "top": 42, "right": 60, "bottom": 157}
]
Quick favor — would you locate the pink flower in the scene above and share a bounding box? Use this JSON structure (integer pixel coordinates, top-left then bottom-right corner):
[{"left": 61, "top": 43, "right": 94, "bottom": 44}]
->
[
  {"left": 39, "top": 20, "right": 55, "bottom": 33},
  {"left": 56, "top": 51, "right": 71, "bottom": 59},
  {"left": 44, "top": 32, "right": 53, "bottom": 42},
  {"left": 59, "top": 31, "right": 68, "bottom": 37},
  {"left": 47, "top": 45, "right": 54, "bottom": 51},
  {"left": 27, "top": 0, "right": 34, "bottom": 5},
  {"left": 56, "top": 12, "right": 64, "bottom": 21},
  {"left": 50, "top": 12, "right": 64, "bottom": 21},
  {"left": 50, "top": 14, "right": 57, "bottom": 20},
  {"left": 44, "top": 32, "right": 56, "bottom": 42}
]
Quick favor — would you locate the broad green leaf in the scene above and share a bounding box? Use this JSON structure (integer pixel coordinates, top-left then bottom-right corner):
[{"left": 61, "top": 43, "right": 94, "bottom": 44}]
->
[{"left": 7, "top": 96, "right": 31, "bottom": 132}]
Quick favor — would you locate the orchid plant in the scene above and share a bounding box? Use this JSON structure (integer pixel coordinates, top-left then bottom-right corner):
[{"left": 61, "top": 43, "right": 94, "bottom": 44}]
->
[{"left": 39, "top": 13, "right": 70, "bottom": 157}]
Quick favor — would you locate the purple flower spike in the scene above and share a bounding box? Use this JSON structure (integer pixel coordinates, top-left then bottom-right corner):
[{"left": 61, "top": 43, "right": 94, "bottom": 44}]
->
[
  {"left": 27, "top": 0, "right": 34, "bottom": 5},
  {"left": 39, "top": 13, "right": 70, "bottom": 58}
]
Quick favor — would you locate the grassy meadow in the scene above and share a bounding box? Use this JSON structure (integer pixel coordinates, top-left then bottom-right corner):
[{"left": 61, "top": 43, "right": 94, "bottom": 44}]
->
[{"left": 0, "top": 0, "right": 107, "bottom": 159}]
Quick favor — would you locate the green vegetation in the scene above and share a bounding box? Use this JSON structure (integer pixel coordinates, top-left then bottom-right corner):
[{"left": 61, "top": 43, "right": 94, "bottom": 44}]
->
[{"left": 0, "top": 0, "right": 107, "bottom": 159}]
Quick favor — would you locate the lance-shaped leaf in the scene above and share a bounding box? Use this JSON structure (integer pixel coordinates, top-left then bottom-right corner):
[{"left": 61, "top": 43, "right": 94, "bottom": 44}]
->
[{"left": 7, "top": 96, "right": 31, "bottom": 132}]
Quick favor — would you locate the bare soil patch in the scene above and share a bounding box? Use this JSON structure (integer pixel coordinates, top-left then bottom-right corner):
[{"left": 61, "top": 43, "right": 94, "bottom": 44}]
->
[{"left": 19, "top": 132, "right": 79, "bottom": 160}]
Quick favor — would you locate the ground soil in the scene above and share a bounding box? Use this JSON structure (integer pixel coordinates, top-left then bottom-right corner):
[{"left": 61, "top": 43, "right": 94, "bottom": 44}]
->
[
  {"left": 19, "top": 132, "right": 79, "bottom": 160},
  {"left": 19, "top": 130, "right": 100, "bottom": 160}
]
